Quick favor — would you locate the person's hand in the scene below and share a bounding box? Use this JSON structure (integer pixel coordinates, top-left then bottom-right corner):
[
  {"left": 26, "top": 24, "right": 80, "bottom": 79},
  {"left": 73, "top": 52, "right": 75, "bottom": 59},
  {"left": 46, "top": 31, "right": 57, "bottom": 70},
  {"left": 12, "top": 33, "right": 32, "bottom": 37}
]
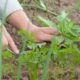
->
[
  {"left": 27, "top": 24, "right": 57, "bottom": 42},
  {"left": 2, "top": 27, "right": 19, "bottom": 54},
  {"left": 7, "top": 10, "right": 57, "bottom": 42}
]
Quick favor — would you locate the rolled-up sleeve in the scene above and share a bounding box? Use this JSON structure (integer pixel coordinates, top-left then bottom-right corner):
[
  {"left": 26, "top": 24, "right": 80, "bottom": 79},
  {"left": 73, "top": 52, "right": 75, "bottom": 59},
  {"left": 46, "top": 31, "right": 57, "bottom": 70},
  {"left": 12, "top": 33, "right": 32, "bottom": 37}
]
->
[{"left": 0, "top": 0, "right": 23, "bottom": 18}]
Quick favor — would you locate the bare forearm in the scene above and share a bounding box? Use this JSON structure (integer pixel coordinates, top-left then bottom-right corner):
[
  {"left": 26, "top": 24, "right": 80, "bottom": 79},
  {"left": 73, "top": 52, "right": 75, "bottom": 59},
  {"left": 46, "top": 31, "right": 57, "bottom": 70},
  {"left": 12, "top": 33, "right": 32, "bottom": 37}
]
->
[{"left": 7, "top": 10, "right": 32, "bottom": 30}]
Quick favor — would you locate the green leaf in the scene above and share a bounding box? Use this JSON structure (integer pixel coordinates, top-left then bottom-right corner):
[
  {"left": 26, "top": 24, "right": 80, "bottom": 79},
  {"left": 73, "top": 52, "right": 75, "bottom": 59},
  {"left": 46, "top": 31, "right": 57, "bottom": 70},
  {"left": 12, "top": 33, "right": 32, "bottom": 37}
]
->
[
  {"left": 36, "top": 16, "right": 56, "bottom": 27},
  {"left": 56, "top": 36, "right": 64, "bottom": 45},
  {"left": 57, "top": 11, "right": 68, "bottom": 21},
  {"left": 39, "top": 0, "right": 47, "bottom": 10},
  {"left": 36, "top": 42, "right": 46, "bottom": 48},
  {"left": 18, "top": 29, "right": 35, "bottom": 44},
  {"left": 2, "top": 64, "right": 15, "bottom": 75},
  {"left": 19, "top": 0, "right": 24, "bottom": 4},
  {"left": 3, "top": 50, "right": 14, "bottom": 60}
]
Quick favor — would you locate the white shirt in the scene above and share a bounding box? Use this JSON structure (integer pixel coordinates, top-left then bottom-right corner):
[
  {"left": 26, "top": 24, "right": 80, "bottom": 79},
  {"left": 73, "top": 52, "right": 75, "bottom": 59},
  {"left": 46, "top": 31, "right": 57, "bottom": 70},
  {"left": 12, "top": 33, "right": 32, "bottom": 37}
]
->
[{"left": 0, "top": 0, "right": 23, "bottom": 18}]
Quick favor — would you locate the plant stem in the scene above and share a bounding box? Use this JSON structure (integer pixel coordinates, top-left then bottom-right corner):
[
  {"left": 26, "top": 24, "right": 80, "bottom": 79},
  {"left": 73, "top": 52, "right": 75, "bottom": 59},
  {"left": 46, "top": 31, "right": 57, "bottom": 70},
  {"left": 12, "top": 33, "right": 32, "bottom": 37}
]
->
[
  {"left": 17, "top": 39, "right": 26, "bottom": 80},
  {"left": 0, "top": 0, "right": 8, "bottom": 79},
  {"left": 22, "top": 4, "right": 58, "bottom": 16},
  {"left": 41, "top": 37, "right": 55, "bottom": 80},
  {"left": 0, "top": 28, "right": 2, "bottom": 80},
  {"left": 28, "top": 64, "right": 38, "bottom": 80}
]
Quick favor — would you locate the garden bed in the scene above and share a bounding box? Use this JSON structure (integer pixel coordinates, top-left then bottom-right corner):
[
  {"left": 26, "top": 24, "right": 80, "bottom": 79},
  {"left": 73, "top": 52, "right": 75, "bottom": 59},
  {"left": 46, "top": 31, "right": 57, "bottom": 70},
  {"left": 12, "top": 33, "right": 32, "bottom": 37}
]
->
[{"left": 3, "top": 0, "right": 80, "bottom": 80}]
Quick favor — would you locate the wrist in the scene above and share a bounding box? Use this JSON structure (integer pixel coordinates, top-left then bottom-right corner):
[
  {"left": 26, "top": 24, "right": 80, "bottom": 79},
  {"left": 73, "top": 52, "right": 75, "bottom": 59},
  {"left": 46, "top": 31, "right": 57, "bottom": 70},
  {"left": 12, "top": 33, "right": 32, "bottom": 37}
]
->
[
  {"left": 7, "top": 10, "right": 39, "bottom": 32},
  {"left": 8, "top": 10, "right": 30, "bottom": 29},
  {"left": 24, "top": 22, "right": 39, "bottom": 32}
]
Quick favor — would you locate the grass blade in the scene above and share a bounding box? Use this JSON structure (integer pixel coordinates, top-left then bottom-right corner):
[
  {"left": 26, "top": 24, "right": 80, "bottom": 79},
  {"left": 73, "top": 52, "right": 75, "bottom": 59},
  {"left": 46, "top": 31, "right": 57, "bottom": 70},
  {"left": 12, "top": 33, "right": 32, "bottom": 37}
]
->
[{"left": 0, "top": 0, "right": 8, "bottom": 79}]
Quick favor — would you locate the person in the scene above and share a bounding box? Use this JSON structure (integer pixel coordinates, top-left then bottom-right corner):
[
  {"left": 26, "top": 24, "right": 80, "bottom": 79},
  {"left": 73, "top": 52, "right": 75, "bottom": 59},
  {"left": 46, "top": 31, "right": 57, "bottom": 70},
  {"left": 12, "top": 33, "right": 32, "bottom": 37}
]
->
[{"left": 0, "top": 0, "right": 56, "bottom": 54}]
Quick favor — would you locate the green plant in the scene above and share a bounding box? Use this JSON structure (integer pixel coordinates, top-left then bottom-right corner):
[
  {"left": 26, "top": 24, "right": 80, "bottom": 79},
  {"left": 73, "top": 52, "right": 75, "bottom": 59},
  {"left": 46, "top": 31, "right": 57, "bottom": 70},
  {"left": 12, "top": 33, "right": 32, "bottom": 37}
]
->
[
  {"left": 2, "top": 0, "right": 80, "bottom": 79},
  {"left": 22, "top": 0, "right": 58, "bottom": 16},
  {"left": 2, "top": 64, "right": 16, "bottom": 76},
  {"left": 36, "top": 11, "right": 80, "bottom": 80},
  {"left": 17, "top": 30, "right": 38, "bottom": 80},
  {"left": 10, "top": 11, "right": 80, "bottom": 80},
  {"left": 2, "top": 10, "right": 80, "bottom": 80},
  {"left": 17, "top": 30, "right": 48, "bottom": 80}
]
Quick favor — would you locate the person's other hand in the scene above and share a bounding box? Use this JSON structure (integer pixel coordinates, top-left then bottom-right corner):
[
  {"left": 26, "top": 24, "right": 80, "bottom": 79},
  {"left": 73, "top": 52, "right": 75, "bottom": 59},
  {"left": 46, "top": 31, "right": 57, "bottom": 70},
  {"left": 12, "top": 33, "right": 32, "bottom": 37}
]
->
[{"left": 2, "top": 27, "right": 19, "bottom": 54}]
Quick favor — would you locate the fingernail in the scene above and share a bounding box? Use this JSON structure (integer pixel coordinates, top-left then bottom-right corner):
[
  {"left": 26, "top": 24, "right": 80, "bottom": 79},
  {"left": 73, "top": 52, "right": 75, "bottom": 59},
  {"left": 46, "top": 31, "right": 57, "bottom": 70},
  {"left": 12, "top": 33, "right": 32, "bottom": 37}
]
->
[{"left": 16, "top": 50, "right": 19, "bottom": 54}]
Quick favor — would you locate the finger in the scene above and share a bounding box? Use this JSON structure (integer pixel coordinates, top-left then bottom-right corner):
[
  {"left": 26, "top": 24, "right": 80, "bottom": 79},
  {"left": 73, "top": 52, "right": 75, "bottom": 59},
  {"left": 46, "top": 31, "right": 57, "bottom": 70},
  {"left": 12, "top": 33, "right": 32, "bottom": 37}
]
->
[
  {"left": 40, "top": 27, "right": 57, "bottom": 35},
  {"left": 3, "top": 27, "right": 19, "bottom": 54},
  {"left": 36, "top": 32, "right": 53, "bottom": 42}
]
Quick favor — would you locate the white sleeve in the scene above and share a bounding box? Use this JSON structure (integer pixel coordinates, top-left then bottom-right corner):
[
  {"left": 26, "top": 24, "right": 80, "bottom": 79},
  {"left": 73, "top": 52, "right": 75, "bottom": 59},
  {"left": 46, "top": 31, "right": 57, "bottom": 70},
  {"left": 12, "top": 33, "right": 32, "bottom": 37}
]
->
[{"left": 0, "top": 0, "right": 23, "bottom": 18}]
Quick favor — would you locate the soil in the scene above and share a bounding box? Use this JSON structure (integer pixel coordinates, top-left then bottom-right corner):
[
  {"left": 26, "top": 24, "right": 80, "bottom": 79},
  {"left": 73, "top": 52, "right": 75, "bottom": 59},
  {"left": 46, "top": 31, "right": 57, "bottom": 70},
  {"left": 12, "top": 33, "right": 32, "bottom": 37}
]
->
[{"left": 3, "top": 0, "right": 80, "bottom": 80}]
